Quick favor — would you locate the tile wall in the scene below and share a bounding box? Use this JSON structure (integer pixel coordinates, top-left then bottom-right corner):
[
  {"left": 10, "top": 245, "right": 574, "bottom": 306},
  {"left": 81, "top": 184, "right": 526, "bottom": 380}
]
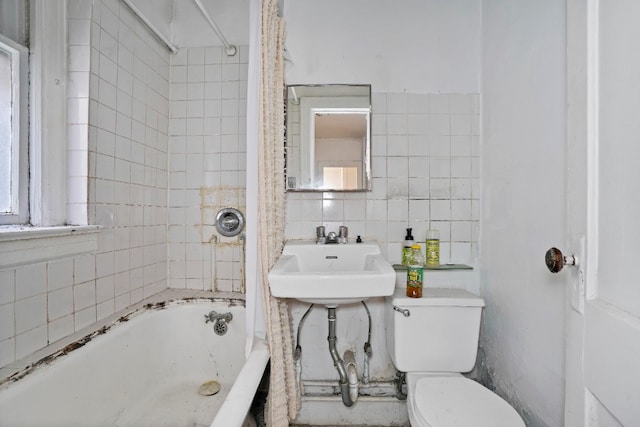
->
[
  {"left": 167, "top": 46, "right": 248, "bottom": 292},
  {"left": 285, "top": 92, "right": 481, "bottom": 265},
  {"left": 0, "top": 0, "right": 170, "bottom": 370}
]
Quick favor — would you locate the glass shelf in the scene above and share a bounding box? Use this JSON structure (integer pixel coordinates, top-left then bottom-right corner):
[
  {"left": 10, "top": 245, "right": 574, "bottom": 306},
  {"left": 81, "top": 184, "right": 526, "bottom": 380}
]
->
[{"left": 392, "top": 263, "right": 473, "bottom": 271}]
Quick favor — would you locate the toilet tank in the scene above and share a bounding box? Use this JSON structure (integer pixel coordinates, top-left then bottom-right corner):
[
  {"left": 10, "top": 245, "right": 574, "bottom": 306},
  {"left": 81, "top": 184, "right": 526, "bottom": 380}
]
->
[{"left": 385, "top": 287, "right": 485, "bottom": 373}]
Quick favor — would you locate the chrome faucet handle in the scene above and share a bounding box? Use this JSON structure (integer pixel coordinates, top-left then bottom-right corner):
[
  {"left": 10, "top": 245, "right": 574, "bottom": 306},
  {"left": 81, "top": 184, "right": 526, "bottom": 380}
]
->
[
  {"left": 316, "top": 225, "right": 326, "bottom": 237},
  {"left": 339, "top": 225, "right": 348, "bottom": 238}
]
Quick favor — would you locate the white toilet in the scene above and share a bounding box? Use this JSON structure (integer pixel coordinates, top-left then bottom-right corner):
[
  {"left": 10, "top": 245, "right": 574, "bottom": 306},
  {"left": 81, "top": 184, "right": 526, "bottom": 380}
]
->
[{"left": 386, "top": 287, "right": 526, "bottom": 427}]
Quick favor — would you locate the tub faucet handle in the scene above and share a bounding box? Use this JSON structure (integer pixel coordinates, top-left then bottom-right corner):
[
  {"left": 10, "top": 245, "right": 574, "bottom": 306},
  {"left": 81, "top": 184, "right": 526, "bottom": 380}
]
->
[{"left": 204, "top": 310, "right": 233, "bottom": 324}]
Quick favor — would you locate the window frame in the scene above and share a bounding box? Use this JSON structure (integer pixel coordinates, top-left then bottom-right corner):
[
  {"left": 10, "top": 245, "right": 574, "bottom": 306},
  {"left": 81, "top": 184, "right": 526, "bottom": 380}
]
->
[{"left": 0, "top": 33, "right": 29, "bottom": 225}]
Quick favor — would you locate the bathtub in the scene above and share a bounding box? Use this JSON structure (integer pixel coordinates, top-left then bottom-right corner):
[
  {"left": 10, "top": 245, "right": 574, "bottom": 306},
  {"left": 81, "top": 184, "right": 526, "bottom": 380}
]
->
[{"left": 0, "top": 294, "right": 269, "bottom": 427}]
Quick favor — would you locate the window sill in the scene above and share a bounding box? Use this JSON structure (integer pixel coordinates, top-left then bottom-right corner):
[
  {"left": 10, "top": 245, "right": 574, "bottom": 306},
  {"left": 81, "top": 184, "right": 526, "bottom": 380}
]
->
[{"left": 0, "top": 225, "right": 101, "bottom": 269}]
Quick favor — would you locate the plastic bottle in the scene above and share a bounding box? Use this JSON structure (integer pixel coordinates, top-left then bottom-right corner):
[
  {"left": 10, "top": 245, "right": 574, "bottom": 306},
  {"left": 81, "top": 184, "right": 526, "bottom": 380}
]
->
[
  {"left": 406, "top": 244, "right": 425, "bottom": 298},
  {"left": 426, "top": 229, "right": 440, "bottom": 266},
  {"left": 401, "top": 228, "right": 415, "bottom": 266}
]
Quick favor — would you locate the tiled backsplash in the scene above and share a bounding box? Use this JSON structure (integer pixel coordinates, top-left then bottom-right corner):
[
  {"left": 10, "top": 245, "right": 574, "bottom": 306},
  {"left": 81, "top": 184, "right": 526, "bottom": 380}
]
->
[
  {"left": 167, "top": 47, "right": 249, "bottom": 292},
  {"left": 285, "top": 92, "right": 480, "bottom": 265}
]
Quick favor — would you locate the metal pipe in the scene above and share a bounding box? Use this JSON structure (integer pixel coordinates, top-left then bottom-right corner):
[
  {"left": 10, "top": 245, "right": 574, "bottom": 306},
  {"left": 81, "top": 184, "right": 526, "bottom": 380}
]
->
[
  {"left": 192, "top": 0, "right": 237, "bottom": 56},
  {"left": 327, "top": 308, "right": 355, "bottom": 407},
  {"left": 120, "top": 0, "right": 178, "bottom": 53},
  {"left": 361, "top": 301, "right": 372, "bottom": 384},
  {"left": 294, "top": 304, "right": 315, "bottom": 393}
]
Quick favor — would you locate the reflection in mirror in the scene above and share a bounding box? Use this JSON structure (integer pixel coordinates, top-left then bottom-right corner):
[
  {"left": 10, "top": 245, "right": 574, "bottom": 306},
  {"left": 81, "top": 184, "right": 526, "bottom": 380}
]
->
[{"left": 286, "top": 84, "right": 371, "bottom": 191}]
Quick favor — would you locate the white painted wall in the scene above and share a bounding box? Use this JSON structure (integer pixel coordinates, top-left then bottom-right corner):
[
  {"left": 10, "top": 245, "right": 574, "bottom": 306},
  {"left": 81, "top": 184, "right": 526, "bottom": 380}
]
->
[
  {"left": 284, "top": 0, "right": 481, "bottom": 93},
  {"left": 480, "top": 1, "right": 566, "bottom": 426}
]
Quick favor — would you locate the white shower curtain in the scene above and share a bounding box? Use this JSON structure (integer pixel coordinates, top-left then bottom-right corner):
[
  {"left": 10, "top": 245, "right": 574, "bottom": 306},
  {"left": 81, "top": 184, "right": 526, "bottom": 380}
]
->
[{"left": 246, "top": 0, "right": 299, "bottom": 424}]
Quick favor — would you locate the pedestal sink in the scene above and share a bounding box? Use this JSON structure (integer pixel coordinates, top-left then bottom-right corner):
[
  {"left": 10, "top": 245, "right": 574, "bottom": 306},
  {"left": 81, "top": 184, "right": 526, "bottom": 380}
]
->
[{"left": 268, "top": 240, "right": 396, "bottom": 307}]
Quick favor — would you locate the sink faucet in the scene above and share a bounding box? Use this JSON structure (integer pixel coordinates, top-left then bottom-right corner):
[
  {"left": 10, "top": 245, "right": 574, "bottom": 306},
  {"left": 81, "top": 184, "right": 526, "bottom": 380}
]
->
[{"left": 316, "top": 225, "right": 348, "bottom": 244}]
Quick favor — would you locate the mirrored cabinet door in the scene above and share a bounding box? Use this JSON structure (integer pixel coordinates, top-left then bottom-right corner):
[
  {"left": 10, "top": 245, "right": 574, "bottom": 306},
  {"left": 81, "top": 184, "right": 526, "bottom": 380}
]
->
[{"left": 286, "top": 84, "right": 372, "bottom": 192}]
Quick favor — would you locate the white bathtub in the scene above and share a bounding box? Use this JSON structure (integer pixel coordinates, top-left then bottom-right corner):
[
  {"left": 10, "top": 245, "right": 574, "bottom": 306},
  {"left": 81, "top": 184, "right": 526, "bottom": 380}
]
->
[{"left": 0, "top": 296, "right": 269, "bottom": 427}]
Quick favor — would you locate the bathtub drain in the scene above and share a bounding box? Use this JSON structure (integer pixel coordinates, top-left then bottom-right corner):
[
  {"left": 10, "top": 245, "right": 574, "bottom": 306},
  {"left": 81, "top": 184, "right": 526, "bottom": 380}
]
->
[{"left": 198, "top": 380, "right": 221, "bottom": 396}]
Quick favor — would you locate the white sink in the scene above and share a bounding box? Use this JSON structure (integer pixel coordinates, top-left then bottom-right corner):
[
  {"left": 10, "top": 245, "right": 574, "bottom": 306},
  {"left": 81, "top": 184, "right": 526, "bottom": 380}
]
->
[{"left": 268, "top": 240, "right": 396, "bottom": 307}]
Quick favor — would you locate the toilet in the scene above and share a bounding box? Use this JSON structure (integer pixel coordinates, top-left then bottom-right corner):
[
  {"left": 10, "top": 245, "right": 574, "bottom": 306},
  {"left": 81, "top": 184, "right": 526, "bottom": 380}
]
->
[{"left": 386, "top": 287, "right": 525, "bottom": 427}]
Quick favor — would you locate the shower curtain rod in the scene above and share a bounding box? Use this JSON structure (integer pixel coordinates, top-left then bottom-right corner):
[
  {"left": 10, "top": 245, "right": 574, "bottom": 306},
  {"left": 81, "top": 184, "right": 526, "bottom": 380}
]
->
[
  {"left": 121, "top": 0, "right": 178, "bottom": 53},
  {"left": 193, "top": 0, "right": 238, "bottom": 56}
]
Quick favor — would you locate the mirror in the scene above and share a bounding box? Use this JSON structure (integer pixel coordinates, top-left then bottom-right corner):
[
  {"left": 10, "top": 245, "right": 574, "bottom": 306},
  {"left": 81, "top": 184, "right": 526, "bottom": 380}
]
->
[{"left": 286, "top": 84, "right": 372, "bottom": 191}]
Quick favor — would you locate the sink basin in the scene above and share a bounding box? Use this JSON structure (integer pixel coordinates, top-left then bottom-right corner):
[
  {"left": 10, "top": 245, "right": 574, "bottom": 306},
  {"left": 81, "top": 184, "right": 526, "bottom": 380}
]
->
[{"left": 268, "top": 240, "right": 396, "bottom": 307}]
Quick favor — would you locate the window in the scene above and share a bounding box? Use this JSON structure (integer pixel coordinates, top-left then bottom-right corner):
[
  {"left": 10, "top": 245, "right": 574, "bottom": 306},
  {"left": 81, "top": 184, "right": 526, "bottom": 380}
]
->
[{"left": 0, "top": 34, "right": 28, "bottom": 224}]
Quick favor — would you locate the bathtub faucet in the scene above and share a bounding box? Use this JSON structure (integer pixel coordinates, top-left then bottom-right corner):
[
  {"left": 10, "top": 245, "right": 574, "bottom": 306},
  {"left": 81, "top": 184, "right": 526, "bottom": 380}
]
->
[{"left": 204, "top": 311, "right": 233, "bottom": 336}]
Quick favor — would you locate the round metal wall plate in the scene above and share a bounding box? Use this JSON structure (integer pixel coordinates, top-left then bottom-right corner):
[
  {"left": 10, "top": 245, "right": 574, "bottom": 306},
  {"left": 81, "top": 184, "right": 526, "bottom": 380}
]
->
[{"left": 215, "top": 208, "right": 244, "bottom": 237}]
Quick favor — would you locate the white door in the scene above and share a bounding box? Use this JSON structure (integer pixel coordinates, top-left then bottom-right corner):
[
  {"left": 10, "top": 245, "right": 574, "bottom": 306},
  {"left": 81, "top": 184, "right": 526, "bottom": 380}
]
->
[{"left": 565, "top": 0, "right": 640, "bottom": 425}]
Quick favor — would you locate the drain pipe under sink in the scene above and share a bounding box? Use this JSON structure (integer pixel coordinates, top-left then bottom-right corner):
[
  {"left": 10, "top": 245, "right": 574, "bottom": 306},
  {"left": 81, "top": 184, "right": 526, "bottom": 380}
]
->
[{"left": 327, "top": 307, "right": 358, "bottom": 407}]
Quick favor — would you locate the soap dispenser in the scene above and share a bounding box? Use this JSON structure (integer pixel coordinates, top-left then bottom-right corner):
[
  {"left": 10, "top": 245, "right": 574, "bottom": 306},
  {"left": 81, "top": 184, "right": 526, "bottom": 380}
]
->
[{"left": 402, "top": 228, "right": 415, "bottom": 266}]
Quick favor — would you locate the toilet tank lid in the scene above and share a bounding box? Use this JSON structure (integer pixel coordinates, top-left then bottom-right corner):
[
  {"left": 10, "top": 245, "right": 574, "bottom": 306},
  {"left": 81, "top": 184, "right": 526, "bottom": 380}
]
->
[{"left": 388, "top": 287, "right": 485, "bottom": 307}]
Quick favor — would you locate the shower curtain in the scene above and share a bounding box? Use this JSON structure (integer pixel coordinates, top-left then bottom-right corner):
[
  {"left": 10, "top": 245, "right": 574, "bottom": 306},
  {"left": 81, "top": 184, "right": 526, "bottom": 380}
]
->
[{"left": 247, "top": 0, "right": 299, "bottom": 424}]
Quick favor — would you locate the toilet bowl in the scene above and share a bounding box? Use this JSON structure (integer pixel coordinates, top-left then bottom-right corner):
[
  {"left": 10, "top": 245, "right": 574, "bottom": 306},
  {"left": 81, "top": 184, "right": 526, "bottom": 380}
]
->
[
  {"left": 406, "top": 373, "right": 525, "bottom": 427},
  {"left": 386, "top": 287, "right": 525, "bottom": 427}
]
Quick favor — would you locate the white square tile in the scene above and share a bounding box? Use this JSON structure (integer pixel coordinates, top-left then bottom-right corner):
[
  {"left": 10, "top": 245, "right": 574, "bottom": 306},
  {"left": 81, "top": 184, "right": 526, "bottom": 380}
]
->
[
  {"left": 188, "top": 47, "right": 205, "bottom": 65},
  {"left": 430, "top": 157, "right": 451, "bottom": 178},
  {"left": 188, "top": 65, "right": 205, "bottom": 83},
  {"left": 451, "top": 200, "right": 472, "bottom": 221},
  {"left": 451, "top": 178, "right": 472, "bottom": 199},
  {"left": 387, "top": 135, "right": 408, "bottom": 156},
  {"left": 408, "top": 135, "right": 429, "bottom": 157},
  {"left": 409, "top": 177, "right": 430, "bottom": 198},
  {"left": 15, "top": 263, "right": 46, "bottom": 300},
  {"left": 408, "top": 156, "right": 429, "bottom": 178},
  {"left": 15, "top": 295, "right": 46, "bottom": 334},
  {"left": 449, "top": 94, "right": 471, "bottom": 114},
  {"left": 409, "top": 199, "right": 430, "bottom": 222},
  {"left": 451, "top": 221, "right": 472, "bottom": 242},
  {"left": 387, "top": 114, "right": 408, "bottom": 135},
  {"left": 322, "top": 199, "right": 344, "bottom": 221},
  {"left": 387, "top": 157, "right": 408, "bottom": 178},
  {"left": 430, "top": 178, "right": 451, "bottom": 199},
  {"left": 48, "top": 288, "right": 74, "bottom": 321},
  {"left": 48, "top": 315, "right": 74, "bottom": 344},
  {"left": 0, "top": 270, "right": 15, "bottom": 305},
  {"left": 74, "top": 281, "right": 96, "bottom": 310},
  {"left": 0, "top": 303, "right": 14, "bottom": 341},
  {"left": 451, "top": 157, "right": 472, "bottom": 178},
  {"left": 451, "top": 135, "right": 472, "bottom": 157},
  {"left": 15, "top": 325, "right": 47, "bottom": 360},
  {"left": 429, "top": 114, "right": 450, "bottom": 136},
  {"left": 47, "top": 258, "right": 74, "bottom": 291},
  {"left": 408, "top": 114, "right": 428, "bottom": 135},
  {"left": 430, "top": 200, "right": 451, "bottom": 221},
  {"left": 451, "top": 114, "right": 471, "bottom": 136},
  {"left": 387, "top": 177, "right": 408, "bottom": 198},
  {"left": 205, "top": 47, "right": 222, "bottom": 64},
  {"left": 74, "top": 306, "right": 97, "bottom": 331},
  {"left": 171, "top": 65, "right": 187, "bottom": 83},
  {"left": 344, "top": 199, "right": 366, "bottom": 220},
  {"left": 387, "top": 199, "right": 408, "bottom": 222}
]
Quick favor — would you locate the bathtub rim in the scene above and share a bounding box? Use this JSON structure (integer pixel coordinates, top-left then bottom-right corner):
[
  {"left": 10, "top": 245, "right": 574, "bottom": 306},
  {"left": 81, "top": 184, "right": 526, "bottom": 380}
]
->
[{"left": 0, "top": 289, "right": 246, "bottom": 388}]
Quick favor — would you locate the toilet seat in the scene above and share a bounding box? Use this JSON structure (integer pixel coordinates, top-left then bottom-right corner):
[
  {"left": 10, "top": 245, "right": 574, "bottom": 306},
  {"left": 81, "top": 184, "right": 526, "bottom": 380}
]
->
[{"left": 407, "top": 374, "right": 525, "bottom": 427}]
